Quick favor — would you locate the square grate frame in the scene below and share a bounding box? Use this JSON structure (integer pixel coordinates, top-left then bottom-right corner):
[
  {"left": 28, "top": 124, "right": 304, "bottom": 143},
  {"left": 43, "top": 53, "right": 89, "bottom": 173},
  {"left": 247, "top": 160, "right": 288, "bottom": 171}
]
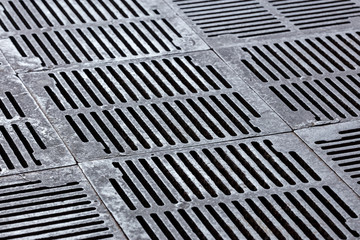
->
[
  {"left": 0, "top": 0, "right": 175, "bottom": 36},
  {"left": 296, "top": 120, "right": 360, "bottom": 196},
  {"left": 164, "top": 0, "right": 360, "bottom": 48},
  {"left": 0, "top": 54, "right": 74, "bottom": 175},
  {"left": 0, "top": 166, "right": 126, "bottom": 239},
  {"left": 216, "top": 29, "right": 360, "bottom": 129},
  {"left": 0, "top": 15, "right": 208, "bottom": 72},
  {"left": 20, "top": 50, "right": 290, "bottom": 162},
  {"left": 80, "top": 132, "right": 360, "bottom": 240}
]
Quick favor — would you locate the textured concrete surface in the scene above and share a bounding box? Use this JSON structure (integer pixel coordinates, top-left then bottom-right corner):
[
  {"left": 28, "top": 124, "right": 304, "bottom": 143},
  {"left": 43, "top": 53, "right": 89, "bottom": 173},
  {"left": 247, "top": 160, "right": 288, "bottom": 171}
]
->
[{"left": 0, "top": 0, "right": 359, "bottom": 239}]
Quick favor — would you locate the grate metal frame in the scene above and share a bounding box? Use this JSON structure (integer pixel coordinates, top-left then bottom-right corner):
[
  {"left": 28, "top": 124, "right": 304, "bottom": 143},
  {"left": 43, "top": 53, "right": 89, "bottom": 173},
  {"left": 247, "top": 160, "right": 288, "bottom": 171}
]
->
[
  {"left": 297, "top": 120, "right": 360, "bottom": 196},
  {"left": 0, "top": 166, "right": 126, "bottom": 239},
  {"left": 20, "top": 51, "right": 290, "bottom": 161},
  {"left": 0, "top": 54, "right": 74, "bottom": 175},
  {"left": 80, "top": 133, "right": 360, "bottom": 240},
  {"left": 217, "top": 29, "right": 360, "bottom": 129}
]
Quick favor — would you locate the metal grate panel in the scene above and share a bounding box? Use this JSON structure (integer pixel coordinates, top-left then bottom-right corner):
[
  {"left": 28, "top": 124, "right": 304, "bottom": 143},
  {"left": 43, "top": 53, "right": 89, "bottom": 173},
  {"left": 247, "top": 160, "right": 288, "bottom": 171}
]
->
[
  {"left": 165, "top": 0, "right": 360, "bottom": 47},
  {"left": 0, "top": 17, "right": 208, "bottom": 72},
  {"left": 268, "top": 0, "right": 360, "bottom": 30},
  {"left": 0, "top": 0, "right": 173, "bottom": 34},
  {"left": 0, "top": 166, "right": 125, "bottom": 239},
  {"left": 165, "top": 0, "right": 291, "bottom": 47},
  {"left": 80, "top": 133, "right": 360, "bottom": 239},
  {"left": 0, "top": 55, "right": 73, "bottom": 175},
  {"left": 297, "top": 120, "right": 360, "bottom": 196},
  {"left": 217, "top": 30, "right": 360, "bottom": 128},
  {"left": 20, "top": 51, "right": 290, "bottom": 161}
]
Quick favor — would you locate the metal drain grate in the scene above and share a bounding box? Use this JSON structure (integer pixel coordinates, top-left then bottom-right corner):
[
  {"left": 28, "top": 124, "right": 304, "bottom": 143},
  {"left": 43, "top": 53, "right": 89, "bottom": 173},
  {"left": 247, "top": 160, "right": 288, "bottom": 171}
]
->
[
  {"left": 269, "top": 0, "right": 360, "bottom": 30},
  {"left": 20, "top": 51, "right": 289, "bottom": 161},
  {"left": 80, "top": 133, "right": 360, "bottom": 239},
  {"left": 0, "top": 166, "right": 124, "bottom": 239},
  {"left": 297, "top": 121, "right": 360, "bottom": 196},
  {"left": 217, "top": 30, "right": 360, "bottom": 128},
  {"left": 165, "top": 0, "right": 360, "bottom": 47},
  {"left": 1, "top": 17, "right": 207, "bottom": 71},
  {"left": 0, "top": 56, "right": 73, "bottom": 175},
  {"left": 165, "top": 0, "right": 291, "bottom": 47},
  {"left": 0, "top": 0, "right": 173, "bottom": 34}
]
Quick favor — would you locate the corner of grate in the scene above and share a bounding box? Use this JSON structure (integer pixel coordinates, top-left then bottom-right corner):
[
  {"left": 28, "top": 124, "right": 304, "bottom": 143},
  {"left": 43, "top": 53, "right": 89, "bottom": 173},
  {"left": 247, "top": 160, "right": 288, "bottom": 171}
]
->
[
  {"left": 0, "top": 16, "right": 208, "bottom": 72},
  {"left": 0, "top": 166, "right": 126, "bottom": 239},
  {"left": 0, "top": 70, "right": 74, "bottom": 175},
  {"left": 19, "top": 50, "right": 289, "bottom": 161},
  {"left": 216, "top": 29, "right": 360, "bottom": 129},
  {"left": 80, "top": 132, "right": 360, "bottom": 240},
  {"left": 0, "top": 0, "right": 175, "bottom": 36},
  {"left": 296, "top": 120, "right": 360, "bottom": 196}
]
